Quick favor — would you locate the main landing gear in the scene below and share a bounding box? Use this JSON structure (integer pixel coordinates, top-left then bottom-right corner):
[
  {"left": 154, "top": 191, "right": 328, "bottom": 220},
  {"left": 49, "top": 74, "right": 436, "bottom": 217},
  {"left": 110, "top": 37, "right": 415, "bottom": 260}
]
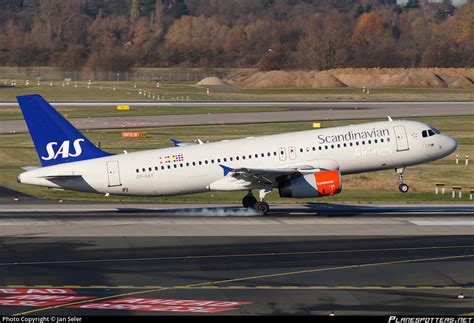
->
[
  {"left": 242, "top": 188, "right": 271, "bottom": 215},
  {"left": 395, "top": 167, "right": 409, "bottom": 193}
]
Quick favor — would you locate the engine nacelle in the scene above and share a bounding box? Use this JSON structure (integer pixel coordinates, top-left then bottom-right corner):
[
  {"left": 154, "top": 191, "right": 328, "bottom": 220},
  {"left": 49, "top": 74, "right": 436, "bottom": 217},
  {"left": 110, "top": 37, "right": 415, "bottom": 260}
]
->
[{"left": 278, "top": 170, "right": 342, "bottom": 198}]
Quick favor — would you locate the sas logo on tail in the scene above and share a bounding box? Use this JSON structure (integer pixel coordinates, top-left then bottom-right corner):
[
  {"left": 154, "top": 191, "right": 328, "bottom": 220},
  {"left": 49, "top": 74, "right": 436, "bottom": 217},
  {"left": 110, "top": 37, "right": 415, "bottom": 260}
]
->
[{"left": 41, "top": 139, "right": 84, "bottom": 161}]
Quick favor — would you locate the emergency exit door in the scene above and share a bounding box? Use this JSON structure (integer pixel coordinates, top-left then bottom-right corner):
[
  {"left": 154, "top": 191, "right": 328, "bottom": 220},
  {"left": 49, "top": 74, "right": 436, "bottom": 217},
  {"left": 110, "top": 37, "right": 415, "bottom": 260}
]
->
[{"left": 107, "top": 161, "right": 122, "bottom": 187}]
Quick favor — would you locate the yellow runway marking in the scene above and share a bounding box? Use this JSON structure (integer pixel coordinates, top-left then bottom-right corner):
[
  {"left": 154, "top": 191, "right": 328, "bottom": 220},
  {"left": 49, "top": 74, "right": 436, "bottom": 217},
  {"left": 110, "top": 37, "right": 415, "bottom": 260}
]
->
[
  {"left": 12, "top": 253, "right": 474, "bottom": 316},
  {"left": 1, "top": 244, "right": 473, "bottom": 267},
  {"left": 1, "top": 285, "right": 472, "bottom": 290}
]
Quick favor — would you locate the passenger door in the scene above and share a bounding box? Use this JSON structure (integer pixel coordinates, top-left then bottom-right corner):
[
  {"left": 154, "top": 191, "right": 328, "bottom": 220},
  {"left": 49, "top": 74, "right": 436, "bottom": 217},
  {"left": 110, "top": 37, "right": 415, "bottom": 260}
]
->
[
  {"left": 107, "top": 161, "right": 122, "bottom": 187},
  {"left": 393, "top": 126, "right": 409, "bottom": 152}
]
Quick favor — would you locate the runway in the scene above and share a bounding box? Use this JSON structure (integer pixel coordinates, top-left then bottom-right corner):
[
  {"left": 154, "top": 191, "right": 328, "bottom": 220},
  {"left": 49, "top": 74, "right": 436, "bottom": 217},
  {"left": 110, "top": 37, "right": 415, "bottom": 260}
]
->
[
  {"left": 1, "top": 100, "right": 473, "bottom": 134},
  {"left": 0, "top": 235, "right": 472, "bottom": 315},
  {"left": 0, "top": 203, "right": 472, "bottom": 315},
  {"left": 0, "top": 203, "right": 473, "bottom": 236}
]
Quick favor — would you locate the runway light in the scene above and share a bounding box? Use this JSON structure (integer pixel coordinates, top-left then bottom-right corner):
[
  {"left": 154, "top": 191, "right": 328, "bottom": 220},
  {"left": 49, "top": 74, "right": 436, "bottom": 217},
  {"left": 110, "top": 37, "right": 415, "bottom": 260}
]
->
[
  {"left": 58, "top": 199, "right": 63, "bottom": 203},
  {"left": 13, "top": 197, "right": 19, "bottom": 202},
  {"left": 329, "top": 311, "right": 335, "bottom": 316},
  {"left": 458, "top": 293, "right": 465, "bottom": 299}
]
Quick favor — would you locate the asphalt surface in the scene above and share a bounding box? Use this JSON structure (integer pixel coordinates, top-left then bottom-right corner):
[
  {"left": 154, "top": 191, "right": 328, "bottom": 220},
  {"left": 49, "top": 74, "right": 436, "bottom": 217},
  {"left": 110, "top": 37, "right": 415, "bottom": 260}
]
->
[
  {"left": 0, "top": 235, "right": 472, "bottom": 315},
  {"left": 0, "top": 202, "right": 473, "bottom": 236},
  {"left": 1, "top": 101, "right": 473, "bottom": 134}
]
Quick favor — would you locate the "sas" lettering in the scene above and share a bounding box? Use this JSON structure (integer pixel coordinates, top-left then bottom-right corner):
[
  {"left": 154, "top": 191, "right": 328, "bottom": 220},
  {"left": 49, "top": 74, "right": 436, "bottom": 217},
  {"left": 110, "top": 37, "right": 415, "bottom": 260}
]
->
[{"left": 41, "top": 138, "right": 84, "bottom": 161}]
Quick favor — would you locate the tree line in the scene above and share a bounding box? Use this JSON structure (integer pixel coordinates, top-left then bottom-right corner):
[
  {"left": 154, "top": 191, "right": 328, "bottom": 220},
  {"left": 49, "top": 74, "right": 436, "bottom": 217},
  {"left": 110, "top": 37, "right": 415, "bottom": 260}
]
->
[{"left": 0, "top": 0, "right": 473, "bottom": 71}]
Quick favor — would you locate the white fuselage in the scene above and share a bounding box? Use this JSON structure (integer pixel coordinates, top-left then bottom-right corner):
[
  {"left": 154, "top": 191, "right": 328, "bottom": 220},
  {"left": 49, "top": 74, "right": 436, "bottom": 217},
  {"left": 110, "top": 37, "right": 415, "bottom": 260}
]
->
[{"left": 18, "top": 120, "right": 457, "bottom": 196}]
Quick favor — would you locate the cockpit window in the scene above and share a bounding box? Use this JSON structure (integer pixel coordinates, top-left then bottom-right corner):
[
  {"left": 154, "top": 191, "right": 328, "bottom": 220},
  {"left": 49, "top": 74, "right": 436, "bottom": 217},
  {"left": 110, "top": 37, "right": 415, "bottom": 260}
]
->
[
  {"left": 429, "top": 126, "right": 441, "bottom": 134},
  {"left": 422, "top": 129, "right": 437, "bottom": 137}
]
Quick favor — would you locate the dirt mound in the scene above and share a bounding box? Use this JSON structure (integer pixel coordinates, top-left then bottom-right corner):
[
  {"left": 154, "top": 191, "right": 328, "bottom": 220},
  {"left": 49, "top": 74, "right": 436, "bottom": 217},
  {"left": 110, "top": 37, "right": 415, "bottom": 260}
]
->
[
  {"left": 196, "top": 76, "right": 227, "bottom": 86},
  {"left": 311, "top": 71, "right": 347, "bottom": 87},
  {"left": 229, "top": 70, "right": 347, "bottom": 88},
  {"left": 227, "top": 68, "right": 474, "bottom": 88}
]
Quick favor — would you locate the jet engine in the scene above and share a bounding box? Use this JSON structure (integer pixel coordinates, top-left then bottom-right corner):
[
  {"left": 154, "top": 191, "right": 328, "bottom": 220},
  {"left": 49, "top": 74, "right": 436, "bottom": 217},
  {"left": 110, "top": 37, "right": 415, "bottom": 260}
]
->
[{"left": 278, "top": 170, "right": 342, "bottom": 198}]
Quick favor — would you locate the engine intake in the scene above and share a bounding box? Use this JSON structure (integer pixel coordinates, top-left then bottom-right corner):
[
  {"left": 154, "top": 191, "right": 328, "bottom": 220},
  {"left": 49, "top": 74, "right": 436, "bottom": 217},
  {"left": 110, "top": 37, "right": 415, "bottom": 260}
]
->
[{"left": 278, "top": 170, "right": 342, "bottom": 198}]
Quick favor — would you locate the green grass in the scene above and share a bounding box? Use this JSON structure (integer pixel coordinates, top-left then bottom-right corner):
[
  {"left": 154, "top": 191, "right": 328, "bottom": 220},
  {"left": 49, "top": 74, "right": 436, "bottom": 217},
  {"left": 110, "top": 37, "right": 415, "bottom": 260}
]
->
[
  {"left": 0, "top": 105, "right": 286, "bottom": 121},
  {"left": 1, "top": 81, "right": 473, "bottom": 101},
  {"left": 0, "top": 116, "right": 472, "bottom": 204}
]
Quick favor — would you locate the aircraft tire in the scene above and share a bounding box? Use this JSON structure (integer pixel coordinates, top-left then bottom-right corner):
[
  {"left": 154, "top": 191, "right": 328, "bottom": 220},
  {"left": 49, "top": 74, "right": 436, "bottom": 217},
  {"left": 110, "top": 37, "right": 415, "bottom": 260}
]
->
[
  {"left": 399, "top": 183, "right": 409, "bottom": 193},
  {"left": 242, "top": 195, "right": 257, "bottom": 208},
  {"left": 255, "top": 201, "right": 270, "bottom": 215}
]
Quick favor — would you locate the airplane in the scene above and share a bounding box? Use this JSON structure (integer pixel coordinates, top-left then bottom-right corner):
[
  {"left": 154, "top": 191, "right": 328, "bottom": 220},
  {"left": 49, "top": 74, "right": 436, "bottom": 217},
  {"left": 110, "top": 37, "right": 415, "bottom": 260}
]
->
[{"left": 16, "top": 94, "right": 458, "bottom": 215}]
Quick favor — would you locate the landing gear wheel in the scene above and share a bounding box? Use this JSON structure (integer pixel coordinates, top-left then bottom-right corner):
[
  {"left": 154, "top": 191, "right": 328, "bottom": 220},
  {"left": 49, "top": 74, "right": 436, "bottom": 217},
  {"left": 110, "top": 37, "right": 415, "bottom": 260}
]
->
[
  {"left": 254, "top": 201, "right": 270, "bottom": 215},
  {"left": 242, "top": 195, "right": 257, "bottom": 208},
  {"left": 399, "top": 183, "right": 409, "bottom": 193}
]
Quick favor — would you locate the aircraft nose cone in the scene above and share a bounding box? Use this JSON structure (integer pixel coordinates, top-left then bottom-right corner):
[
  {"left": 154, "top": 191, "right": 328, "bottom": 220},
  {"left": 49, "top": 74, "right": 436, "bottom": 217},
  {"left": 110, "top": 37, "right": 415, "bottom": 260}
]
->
[
  {"left": 445, "top": 135, "right": 458, "bottom": 155},
  {"left": 449, "top": 137, "right": 458, "bottom": 153}
]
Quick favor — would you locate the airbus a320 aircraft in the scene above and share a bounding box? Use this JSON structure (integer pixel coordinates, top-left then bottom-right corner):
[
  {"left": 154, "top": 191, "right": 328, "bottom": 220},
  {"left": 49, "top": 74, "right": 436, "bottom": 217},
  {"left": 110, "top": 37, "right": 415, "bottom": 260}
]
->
[{"left": 16, "top": 94, "right": 457, "bottom": 215}]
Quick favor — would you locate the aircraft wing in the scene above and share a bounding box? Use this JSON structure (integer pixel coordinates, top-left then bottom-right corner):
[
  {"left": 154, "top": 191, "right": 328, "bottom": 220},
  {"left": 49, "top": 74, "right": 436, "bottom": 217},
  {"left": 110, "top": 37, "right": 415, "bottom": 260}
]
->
[{"left": 210, "top": 163, "right": 332, "bottom": 191}]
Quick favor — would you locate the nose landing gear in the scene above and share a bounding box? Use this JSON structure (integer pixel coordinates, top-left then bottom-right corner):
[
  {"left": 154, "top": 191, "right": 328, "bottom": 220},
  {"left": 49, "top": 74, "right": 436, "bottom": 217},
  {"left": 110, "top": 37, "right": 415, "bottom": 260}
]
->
[{"left": 395, "top": 167, "right": 409, "bottom": 193}]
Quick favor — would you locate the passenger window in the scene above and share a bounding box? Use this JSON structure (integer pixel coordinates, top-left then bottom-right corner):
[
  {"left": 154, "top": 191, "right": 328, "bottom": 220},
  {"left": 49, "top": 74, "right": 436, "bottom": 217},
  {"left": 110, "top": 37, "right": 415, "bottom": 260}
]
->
[
  {"left": 136, "top": 169, "right": 139, "bottom": 173},
  {"left": 380, "top": 139, "right": 384, "bottom": 143},
  {"left": 368, "top": 140, "right": 371, "bottom": 144},
  {"left": 155, "top": 166, "right": 158, "bottom": 171},
  {"left": 161, "top": 166, "right": 165, "bottom": 170},
  {"left": 142, "top": 168, "right": 145, "bottom": 172},
  {"left": 199, "top": 161, "right": 202, "bottom": 165},
  {"left": 337, "top": 144, "right": 340, "bottom": 148},
  {"left": 205, "top": 160, "right": 208, "bottom": 164},
  {"left": 173, "top": 164, "right": 177, "bottom": 168},
  {"left": 167, "top": 165, "right": 170, "bottom": 169},
  {"left": 318, "top": 147, "right": 322, "bottom": 150}
]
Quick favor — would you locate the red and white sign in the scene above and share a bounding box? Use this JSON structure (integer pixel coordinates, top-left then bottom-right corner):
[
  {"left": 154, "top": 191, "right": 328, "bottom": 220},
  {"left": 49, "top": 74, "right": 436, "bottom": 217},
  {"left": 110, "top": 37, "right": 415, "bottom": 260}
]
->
[
  {"left": 0, "top": 288, "right": 76, "bottom": 295},
  {"left": 109, "top": 297, "right": 250, "bottom": 307},
  {"left": 0, "top": 299, "right": 64, "bottom": 307},
  {"left": 70, "top": 302, "right": 237, "bottom": 313},
  {"left": 2, "top": 295, "right": 92, "bottom": 302}
]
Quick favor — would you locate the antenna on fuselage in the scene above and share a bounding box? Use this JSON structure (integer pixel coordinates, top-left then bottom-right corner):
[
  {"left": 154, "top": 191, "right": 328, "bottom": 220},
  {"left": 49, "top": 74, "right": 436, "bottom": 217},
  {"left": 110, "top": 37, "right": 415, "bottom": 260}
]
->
[{"left": 387, "top": 116, "right": 393, "bottom": 122}]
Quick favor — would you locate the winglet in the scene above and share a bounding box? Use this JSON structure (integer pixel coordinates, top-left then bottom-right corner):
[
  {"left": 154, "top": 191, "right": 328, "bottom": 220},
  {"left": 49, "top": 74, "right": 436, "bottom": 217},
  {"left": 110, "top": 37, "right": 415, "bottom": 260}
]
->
[
  {"left": 219, "top": 164, "right": 233, "bottom": 176},
  {"left": 171, "top": 139, "right": 182, "bottom": 147}
]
